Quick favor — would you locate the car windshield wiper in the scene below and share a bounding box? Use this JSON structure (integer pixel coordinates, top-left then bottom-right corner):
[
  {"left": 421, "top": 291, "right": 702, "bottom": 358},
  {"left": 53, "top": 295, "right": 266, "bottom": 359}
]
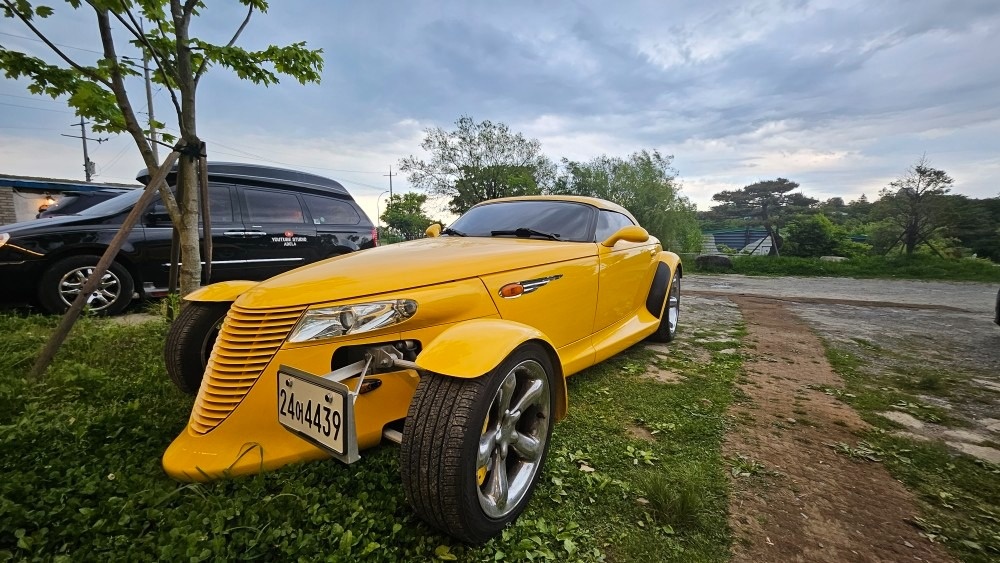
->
[
  {"left": 441, "top": 227, "right": 467, "bottom": 237},
  {"left": 490, "top": 227, "right": 561, "bottom": 241}
]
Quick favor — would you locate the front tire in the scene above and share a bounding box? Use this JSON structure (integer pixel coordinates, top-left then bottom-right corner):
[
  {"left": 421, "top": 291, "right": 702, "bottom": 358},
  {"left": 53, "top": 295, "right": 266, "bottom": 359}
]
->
[
  {"left": 164, "top": 301, "right": 231, "bottom": 394},
  {"left": 400, "top": 343, "right": 555, "bottom": 543},
  {"left": 648, "top": 270, "right": 680, "bottom": 342},
  {"left": 38, "top": 255, "right": 134, "bottom": 315}
]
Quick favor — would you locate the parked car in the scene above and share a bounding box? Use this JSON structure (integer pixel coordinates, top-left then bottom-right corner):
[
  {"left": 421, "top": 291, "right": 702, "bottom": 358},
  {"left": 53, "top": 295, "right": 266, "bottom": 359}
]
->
[
  {"left": 36, "top": 188, "right": 134, "bottom": 218},
  {"left": 0, "top": 163, "right": 375, "bottom": 315},
  {"left": 162, "top": 195, "right": 682, "bottom": 543}
]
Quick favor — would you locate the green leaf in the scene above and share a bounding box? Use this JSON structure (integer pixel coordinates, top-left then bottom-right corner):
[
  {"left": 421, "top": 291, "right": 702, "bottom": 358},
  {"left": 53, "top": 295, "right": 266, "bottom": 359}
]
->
[{"left": 434, "top": 545, "right": 458, "bottom": 561}]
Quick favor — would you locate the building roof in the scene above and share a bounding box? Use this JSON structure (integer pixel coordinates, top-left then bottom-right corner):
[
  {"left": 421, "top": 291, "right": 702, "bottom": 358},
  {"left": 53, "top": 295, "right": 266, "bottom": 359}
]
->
[{"left": 0, "top": 174, "right": 141, "bottom": 192}]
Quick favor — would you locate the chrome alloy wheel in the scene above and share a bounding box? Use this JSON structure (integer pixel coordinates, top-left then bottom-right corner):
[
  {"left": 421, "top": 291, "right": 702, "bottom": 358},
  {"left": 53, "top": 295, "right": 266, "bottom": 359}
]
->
[
  {"left": 667, "top": 274, "right": 680, "bottom": 336},
  {"left": 476, "top": 359, "right": 551, "bottom": 519},
  {"left": 57, "top": 266, "right": 122, "bottom": 312}
]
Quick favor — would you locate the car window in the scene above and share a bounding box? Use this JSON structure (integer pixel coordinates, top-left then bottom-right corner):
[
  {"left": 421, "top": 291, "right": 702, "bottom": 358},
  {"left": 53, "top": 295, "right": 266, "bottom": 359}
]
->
[
  {"left": 595, "top": 210, "right": 636, "bottom": 241},
  {"left": 448, "top": 200, "right": 596, "bottom": 242},
  {"left": 243, "top": 188, "right": 306, "bottom": 224},
  {"left": 79, "top": 189, "right": 144, "bottom": 216},
  {"left": 303, "top": 194, "right": 361, "bottom": 225},
  {"left": 207, "top": 185, "right": 236, "bottom": 223}
]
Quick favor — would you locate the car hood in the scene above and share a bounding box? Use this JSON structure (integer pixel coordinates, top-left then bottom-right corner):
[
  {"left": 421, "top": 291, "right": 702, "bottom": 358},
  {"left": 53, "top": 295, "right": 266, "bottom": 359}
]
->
[
  {"left": 237, "top": 236, "right": 597, "bottom": 309},
  {"left": 1, "top": 214, "right": 95, "bottom": 234}
]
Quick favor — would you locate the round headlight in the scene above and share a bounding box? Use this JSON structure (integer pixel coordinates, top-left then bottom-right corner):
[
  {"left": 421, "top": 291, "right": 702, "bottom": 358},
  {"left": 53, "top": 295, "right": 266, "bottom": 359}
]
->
[{"left": 340, "top": 310, "right": 356, "bottom": 330}]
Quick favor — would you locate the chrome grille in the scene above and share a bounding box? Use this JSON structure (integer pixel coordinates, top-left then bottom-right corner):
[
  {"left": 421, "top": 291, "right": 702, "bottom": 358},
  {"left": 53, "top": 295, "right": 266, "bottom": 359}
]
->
[{"left": 189, "top": 303, "right": 306, "bottom": 434}]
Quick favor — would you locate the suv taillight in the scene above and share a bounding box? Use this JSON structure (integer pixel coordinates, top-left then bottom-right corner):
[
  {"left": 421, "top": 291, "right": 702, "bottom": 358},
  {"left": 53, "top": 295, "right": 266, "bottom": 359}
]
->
[{"left": 372, "top": 227, "right": 378, "bottom": 247}]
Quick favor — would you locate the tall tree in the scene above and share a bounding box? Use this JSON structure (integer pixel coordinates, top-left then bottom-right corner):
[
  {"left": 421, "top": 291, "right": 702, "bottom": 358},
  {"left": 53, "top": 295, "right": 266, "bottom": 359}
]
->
[
  {"left": 0, "top": 1, "right": 323, "bottom": 298},
  {"left": 381, "top": 192, "right": 436, "bottom": 240},
  {"left": 710, "top": 178, "right": 816, "bottom": 255},
  {"left": 399, "top": 116, "right": 554, "bottom": 214},
  {"left": 555, "top": 150, "right": 703, "bottom": 252},
  {"left": 874, "top": 157, "right": 954, "bottom": 255}
]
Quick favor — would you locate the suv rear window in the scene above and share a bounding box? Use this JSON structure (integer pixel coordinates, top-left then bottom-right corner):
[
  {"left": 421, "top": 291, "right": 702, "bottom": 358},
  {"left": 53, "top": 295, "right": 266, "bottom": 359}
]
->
[
  {"left": 303, "top": 194, "right": 361, "bottom": 225},
  {"left": 244, "top": 189, "right": 306, "bottom": 223}
]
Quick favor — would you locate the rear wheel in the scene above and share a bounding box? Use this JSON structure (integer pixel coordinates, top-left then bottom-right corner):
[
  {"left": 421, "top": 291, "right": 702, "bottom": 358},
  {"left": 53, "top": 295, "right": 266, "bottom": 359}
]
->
[
  {"left": 649, "top": 270, "right": 680, "bottom": 342},
  {"left": 400, "top": 343, "right": 555, "bottom": 543},
  {"left": 38, "top": 255, "right": 134, "bottom": 315},
  {"left": 164, "top": 301, "right": 231, "bottom": 394}
]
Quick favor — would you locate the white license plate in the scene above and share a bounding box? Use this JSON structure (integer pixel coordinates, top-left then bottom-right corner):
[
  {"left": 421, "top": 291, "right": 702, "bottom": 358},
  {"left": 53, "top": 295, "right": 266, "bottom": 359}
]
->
[{"left": 277, "top": 365, "right": 359, "bottom": 463}]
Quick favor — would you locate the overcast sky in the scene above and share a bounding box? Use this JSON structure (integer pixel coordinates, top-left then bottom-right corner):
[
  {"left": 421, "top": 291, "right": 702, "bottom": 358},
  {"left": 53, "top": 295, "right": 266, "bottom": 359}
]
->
[{"left": 2, "top": 0, "right": 998, "bottom": 221}]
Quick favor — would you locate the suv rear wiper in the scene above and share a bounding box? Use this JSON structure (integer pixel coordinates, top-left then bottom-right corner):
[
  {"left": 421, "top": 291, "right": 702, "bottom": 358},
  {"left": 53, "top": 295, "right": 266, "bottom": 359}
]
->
[
  {"left": 490, "top": 228, "right": 561, "bottom": 241},
  {"left": 441, "top": 227, "right": 467, "bottom": 237}
]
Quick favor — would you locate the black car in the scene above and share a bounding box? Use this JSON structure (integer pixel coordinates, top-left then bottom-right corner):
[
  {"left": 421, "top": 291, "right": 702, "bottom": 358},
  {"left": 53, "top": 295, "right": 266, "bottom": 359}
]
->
[
  {"left": 37, "top": 188, "right": 134, "bottom": 218},
  {"left": 0, "top": 163, "right": 376, "bottom": 314}
]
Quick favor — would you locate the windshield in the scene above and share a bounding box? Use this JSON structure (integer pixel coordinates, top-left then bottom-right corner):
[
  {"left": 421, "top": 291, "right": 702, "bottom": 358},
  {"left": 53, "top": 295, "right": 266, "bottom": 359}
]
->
[
  {"left": 448, "top": 200, "right": 597, "bottom": 242},
  {"left": 78, "top": 189, "right": 145, "bottom": 217}
]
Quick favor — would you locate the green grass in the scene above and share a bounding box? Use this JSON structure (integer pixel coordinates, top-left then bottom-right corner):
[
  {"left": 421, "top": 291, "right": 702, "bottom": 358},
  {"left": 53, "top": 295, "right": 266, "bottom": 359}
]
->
[
  {"left": 693, "top": 254, "right": 1000, "bottom": 282},
  {"left": 0, "top": 315, "right": 741, "bottom": 561},
  {"left": 822, "top": 345, "right": 1000, "bottom": 562}
]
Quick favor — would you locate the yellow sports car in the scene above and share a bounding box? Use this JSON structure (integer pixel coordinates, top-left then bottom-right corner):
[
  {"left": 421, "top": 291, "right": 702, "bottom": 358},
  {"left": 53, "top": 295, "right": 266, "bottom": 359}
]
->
[{"left": 163, "top": 195, "right": 682, "bottom": 543}]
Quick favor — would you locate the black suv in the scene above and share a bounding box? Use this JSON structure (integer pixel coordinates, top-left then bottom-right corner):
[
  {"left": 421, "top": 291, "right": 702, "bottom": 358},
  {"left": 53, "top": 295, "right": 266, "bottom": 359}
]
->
[{"left": 0, "top": 162, "right": 376, "bottom": 314}]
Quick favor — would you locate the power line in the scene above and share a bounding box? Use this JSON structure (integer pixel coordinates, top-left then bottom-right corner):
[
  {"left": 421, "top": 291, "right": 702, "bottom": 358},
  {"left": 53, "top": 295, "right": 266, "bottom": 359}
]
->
[
  {"left": 0, "top": 92, "right": 67, "bottom": 104},
  {"left": 0, "top": 30, "right": 105, "bottom": 55},
  {"left": 0, "top": 101, "right": 73, "bottom": 114},
  {"left": 0, "top": 125, "right": 63, "bottom": 130}
]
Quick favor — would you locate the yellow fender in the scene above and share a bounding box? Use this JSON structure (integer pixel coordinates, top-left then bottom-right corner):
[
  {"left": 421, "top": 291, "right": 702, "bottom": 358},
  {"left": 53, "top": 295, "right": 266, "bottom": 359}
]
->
[
  {"left": 416, "top": 318, "right": 569, "bottom": 420},
  {"left": 658, "top": 250, "right": 682, "bottom": 274},
  {"left": 183, "top": 280, "right": 259, "bottom": 302}
]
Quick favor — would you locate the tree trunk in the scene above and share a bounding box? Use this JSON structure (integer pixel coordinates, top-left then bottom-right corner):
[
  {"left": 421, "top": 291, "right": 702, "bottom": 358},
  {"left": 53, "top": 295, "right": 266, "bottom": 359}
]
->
[
  {"left": 176, "top": 156, "right": 202, "bottom": 296},
  {"left": 172, "top": 0, "right": 203, "bottom": 300}
]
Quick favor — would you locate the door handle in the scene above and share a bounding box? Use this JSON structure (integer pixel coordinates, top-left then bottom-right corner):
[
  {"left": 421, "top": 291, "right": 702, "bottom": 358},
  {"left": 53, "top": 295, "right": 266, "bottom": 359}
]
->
[
  {"left": 223, "top": 230, "right": 246, "bottom": 237},
  {"left": 243, "top": 231, "right": 268, "bottom": 237}
]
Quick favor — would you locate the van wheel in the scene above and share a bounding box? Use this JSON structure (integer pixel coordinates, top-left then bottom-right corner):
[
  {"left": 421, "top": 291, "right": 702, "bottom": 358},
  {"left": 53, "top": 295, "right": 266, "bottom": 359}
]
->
[
  {"left": 164, "top": 301, "right": 230, "bottom": 394},
  {"left": 400, "top": 343, "right": 555, "bottom": 543},
  {"left": 38, "top": 256, "right": 134, "bottom": 315}
]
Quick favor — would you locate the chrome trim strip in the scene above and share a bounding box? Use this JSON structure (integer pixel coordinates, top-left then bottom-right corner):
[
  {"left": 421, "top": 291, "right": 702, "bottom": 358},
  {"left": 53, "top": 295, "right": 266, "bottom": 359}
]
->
[
  {"left": 161, "top": 257, "right": 303, "bottom": 267},
  {"left": 498, "top": 274, "right": 563, "bottom": 298}
]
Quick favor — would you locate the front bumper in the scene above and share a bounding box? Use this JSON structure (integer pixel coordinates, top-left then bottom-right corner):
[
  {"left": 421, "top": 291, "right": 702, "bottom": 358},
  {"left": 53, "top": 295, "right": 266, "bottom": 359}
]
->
[{"left": 163, "top": 344, "right": 419, "bottom": 482}]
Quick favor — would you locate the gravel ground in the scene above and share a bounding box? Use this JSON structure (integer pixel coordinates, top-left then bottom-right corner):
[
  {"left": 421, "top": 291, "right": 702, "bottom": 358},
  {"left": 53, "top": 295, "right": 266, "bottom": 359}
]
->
[{"left": 685, "top": 273, "right": 997, "bottom": 313}]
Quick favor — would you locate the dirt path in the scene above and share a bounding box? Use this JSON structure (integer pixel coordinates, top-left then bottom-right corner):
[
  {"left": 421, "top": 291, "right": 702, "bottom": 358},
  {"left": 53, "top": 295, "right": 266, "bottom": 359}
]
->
[{"left": 723, "top": 296, "right": 953, "bottom": 563}]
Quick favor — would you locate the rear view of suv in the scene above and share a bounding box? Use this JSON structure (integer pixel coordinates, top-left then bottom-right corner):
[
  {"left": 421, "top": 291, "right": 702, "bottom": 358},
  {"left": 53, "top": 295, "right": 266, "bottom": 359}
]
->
[{"left": 0, "top": 162, "right": 376, "bottom": 314}]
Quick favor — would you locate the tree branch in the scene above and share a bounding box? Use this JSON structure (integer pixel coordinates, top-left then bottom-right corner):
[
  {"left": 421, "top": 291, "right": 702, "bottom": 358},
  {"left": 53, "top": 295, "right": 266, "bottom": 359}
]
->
[
  {"left": 2, "top": 0, "right": 111, "bottom": 88},
  {"left": 194, "top": 3, "right": 253, "bottom": 84},
  {"left": 115, "top": 3, "right": 183, "bottom": 117},
  {"left": 183, "top": 0, "right": 199, "bottom": 18}
]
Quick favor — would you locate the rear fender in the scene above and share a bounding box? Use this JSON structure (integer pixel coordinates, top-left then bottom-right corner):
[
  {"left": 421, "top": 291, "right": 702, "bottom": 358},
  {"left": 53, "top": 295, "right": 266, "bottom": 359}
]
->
[
  {"left": 184, "top": 280, "right": 259, "bottom": 303},
  {"left": 416, "top": 319, "right": 568, "bottom": 420}
]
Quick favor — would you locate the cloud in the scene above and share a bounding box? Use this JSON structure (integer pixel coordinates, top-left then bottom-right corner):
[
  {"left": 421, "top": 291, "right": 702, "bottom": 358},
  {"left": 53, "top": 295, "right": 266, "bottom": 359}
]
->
[{"left": 1, "top": 0, "right": 999, "bottom": 217}]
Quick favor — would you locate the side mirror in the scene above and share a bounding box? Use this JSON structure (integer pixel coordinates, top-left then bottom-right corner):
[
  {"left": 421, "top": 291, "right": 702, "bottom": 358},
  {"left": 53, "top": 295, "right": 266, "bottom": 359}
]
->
[
  {"left": 425, "top": 223, "right": 442, "bottom": 238},
  {"left": 601, "top": 225, "right": 649, "bottom": 247}
]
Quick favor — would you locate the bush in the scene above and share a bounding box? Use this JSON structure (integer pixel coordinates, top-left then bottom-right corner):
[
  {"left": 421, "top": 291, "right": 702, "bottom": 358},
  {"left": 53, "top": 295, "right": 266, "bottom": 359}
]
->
[
  {"left": 712, "top": 254, "right": 1000, "bottom": 282},
  {"left": 784, "top": 214, "right": 871, "bottom": 258}
]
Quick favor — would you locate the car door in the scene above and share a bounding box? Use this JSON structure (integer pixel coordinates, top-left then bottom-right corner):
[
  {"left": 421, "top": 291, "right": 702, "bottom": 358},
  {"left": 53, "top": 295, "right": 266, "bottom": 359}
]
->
[
  {"left": 593, "top": 210, "right": 659, "bottom": 332},
  {"left": 135, "top": 183, "right": 247, "bottom": 290},
  {"left": 236, "top": 187, "right": 320, "bottom": 279}
]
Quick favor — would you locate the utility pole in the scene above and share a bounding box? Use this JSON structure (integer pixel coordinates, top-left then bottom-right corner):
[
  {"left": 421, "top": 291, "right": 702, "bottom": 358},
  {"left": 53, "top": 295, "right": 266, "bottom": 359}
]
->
[
  {"left": 384, "top": 166, "right": 395, "bottom": 199},
  {"left": 62, "top": 118, "right": 107, "bottom": 182},
  {"left": 140, "top": 18, "right": 158, "bottom": 162}
]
